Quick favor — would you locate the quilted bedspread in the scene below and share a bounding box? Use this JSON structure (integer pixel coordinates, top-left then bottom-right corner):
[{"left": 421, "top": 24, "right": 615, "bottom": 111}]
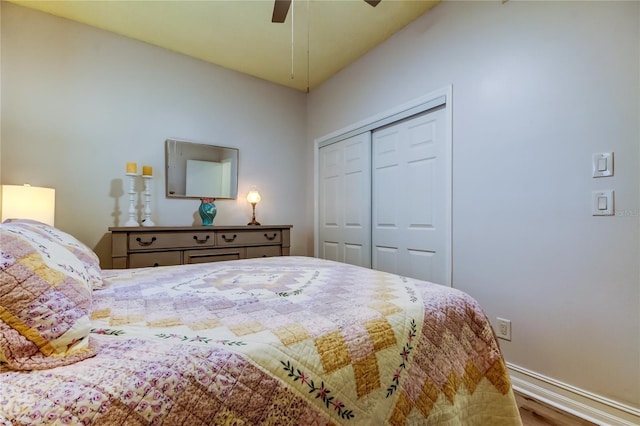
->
[{"left": 0, "top": 256, "right": 522, "bottom": 425}]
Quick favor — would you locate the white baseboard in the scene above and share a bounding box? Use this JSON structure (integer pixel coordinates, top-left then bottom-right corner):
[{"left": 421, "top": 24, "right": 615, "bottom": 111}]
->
[{"left": 507, "top": 363, "right": 640, "bottom": 426}]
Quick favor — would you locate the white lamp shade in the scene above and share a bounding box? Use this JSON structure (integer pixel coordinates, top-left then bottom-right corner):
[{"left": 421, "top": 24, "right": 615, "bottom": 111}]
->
[
  {"left": 246, "top": 190, "right": 261, "bottom": 204},
  {"left": 1, "top": 185, "right": 56, "bottom": 226}
]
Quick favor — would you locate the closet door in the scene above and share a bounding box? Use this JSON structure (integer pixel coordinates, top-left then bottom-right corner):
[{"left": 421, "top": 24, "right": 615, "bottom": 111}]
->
[
  {"left": 372, "top": 106, "right": 450, "bottom": 285},
  {"left": 318, "top": 133, "right": 372, "bottom": 268}
]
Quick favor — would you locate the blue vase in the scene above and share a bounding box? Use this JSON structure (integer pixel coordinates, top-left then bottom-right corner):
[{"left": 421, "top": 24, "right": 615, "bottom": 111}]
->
[{"left": 198, "top": 199, "right": 217, "bottom": 226}]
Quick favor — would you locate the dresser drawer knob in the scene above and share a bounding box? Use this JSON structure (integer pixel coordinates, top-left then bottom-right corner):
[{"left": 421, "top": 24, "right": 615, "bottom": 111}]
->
[
  {"left": 135, "top": 236, "right": 157, "bottom": 246},
  {"left": 193, "top": 235, "right": 211, "bottom": 244},
  {"left": 222, "top": 234, "right": 237, "bottom": 242},
  {"left": 264, "top": 233, "right": 277, "bottom": 241}
]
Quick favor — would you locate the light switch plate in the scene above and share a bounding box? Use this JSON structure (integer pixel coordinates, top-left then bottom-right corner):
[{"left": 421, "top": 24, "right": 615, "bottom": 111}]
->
[
  {"left": 592, "top": 190, "right": 614, "bottom": 216},
  {"left": 592, "top": 152, "right": 613, "bottom": 177}
]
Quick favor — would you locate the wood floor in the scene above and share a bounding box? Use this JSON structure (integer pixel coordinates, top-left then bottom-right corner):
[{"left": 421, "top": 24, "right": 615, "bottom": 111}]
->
[{"left": 515, "top": 392, "right": 597, "bottom": 426}]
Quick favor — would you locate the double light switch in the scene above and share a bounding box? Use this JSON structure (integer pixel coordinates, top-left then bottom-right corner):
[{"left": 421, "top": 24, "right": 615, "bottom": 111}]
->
[{"left": 592, "top": 152, "right": 614, "bottom": 216}]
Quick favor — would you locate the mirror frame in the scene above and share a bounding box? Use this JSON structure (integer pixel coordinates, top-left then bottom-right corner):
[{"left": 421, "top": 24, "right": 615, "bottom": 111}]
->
[{"left": 165, "top": 138, "right": 239, "bottom": 199}]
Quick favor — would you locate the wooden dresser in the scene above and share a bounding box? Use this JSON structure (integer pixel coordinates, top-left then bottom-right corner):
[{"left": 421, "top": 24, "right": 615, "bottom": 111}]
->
[{"left": 109, "top": 225, "right": 292, "bottom": 269}]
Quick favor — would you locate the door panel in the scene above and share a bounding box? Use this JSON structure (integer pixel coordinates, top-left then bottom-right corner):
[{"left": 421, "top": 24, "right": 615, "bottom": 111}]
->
[
  {"left": 345, "top": 243, "right": 367, "bottom": 267},
  {"left": 322, "top": 175, "right": 339, "bottom": 227},
  {"left": 318, "top": 133, "right": 372, "bottom": 268},
  {"left": 372, "top": 246, "right": 398, "bottom": 275},
  {"left": 322, "top": 241, "right": 339, "bottom": 262},
  {"left": 407, "top": 249, "right": 434, "bottom": 282},
  {"left": 372, "top": 107, "right": 449, "bottom": 285}
]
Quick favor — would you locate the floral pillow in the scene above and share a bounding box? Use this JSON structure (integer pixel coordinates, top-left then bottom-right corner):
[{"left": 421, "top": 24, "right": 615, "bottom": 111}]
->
[
  {"left": 0, "top": 221, "right": 97, "bottom": 370},
  {"left": 3, "top": 219, "right": 103, "bottom": 289}
]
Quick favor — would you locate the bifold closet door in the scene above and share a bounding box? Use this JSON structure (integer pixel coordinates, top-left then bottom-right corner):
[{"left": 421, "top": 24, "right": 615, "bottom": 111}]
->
[
  {"left": 318, "top": 133, "right": 372, "bottom": 268},
  {"left": 372, "top": 106, "right": 449, "bottom": 285}
]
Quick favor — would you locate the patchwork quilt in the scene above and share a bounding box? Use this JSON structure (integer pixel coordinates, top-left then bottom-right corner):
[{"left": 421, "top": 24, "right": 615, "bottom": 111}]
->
[{"left": 0, "top": 256, "right": 522, "bottom": 425}]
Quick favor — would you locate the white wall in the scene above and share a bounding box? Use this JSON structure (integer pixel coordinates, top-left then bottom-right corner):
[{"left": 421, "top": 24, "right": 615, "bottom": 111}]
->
[
  {"left": 0, "top": 2, "right": 308, "bottom": 267},
  {"left": 308, "top": 0, "right": 639, "bottom": 418}
]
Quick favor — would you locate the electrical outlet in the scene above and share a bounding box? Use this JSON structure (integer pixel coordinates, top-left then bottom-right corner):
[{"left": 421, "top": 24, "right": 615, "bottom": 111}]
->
[{"left": 496, "top": 317, "right": 511, "bottom": 341}]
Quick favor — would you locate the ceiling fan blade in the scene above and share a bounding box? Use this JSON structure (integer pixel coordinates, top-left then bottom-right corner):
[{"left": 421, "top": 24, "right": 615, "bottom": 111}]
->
[
  {"left": 272, "top": 0, "right": 292, "bottom": 23},
  {"left": 364, "top": 0, "right": 382, "bottom": 6}
]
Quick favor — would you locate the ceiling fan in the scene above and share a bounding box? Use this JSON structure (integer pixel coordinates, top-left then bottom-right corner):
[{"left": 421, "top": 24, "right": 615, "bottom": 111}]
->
[{"left": 272, "top": 0, "right": 382, "bottom": 23}]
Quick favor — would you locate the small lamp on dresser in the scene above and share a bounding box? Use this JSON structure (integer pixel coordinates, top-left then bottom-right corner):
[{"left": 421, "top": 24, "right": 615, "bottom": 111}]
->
[{"left": 247, "top": 188, "right": 261, "bottom": 226}]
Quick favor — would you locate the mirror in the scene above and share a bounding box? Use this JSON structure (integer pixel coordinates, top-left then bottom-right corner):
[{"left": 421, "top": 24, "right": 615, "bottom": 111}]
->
[{"left": 165, "top": 139, "right": 239, "bottom": 199}]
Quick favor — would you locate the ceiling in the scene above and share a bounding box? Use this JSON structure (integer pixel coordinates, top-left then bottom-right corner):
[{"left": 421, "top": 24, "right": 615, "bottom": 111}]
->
[{"left": 9, "top": 0, "right": 440, "bottom": 92}]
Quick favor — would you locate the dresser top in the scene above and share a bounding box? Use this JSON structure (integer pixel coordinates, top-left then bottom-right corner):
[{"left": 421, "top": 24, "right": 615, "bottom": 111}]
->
[{"left": 109, "top": 225, "right": 293, "bottom": 232}]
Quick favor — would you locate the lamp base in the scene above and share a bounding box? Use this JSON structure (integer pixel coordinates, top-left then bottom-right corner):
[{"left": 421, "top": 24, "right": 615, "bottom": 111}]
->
[{"left": 248, "top": 203, "right": 260, "bottom": 226}]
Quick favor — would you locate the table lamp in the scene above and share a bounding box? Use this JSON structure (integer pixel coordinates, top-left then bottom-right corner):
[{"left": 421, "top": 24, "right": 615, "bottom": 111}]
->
[
  {"left": 1, "top": 184, "right": 56, "bottom": 226},
  {"left": 247, "top": 188, "right": 261, "bottom": 226}
]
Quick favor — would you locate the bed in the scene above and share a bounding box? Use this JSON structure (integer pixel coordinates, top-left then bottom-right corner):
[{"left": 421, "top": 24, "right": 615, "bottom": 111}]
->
[{"left": 1, "top": 219, "right": 522, "bottom": 425}]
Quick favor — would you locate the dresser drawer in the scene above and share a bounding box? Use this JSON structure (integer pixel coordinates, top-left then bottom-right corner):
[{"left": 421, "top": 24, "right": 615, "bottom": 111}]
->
[
  {"left": 246, "top": 245, "right": 282, "bottom": 258},
  {"left": 130, "top": 251, "right": 182, "bottom": 268},
  {"left": 216, "top": 230, "right": 281, "bottom": 246},
  {"left": 184, "top": 247, "right": 246, "bottom": 264},
  {"left": 128, "top": 231, "right": 216, "bottom": 251}
]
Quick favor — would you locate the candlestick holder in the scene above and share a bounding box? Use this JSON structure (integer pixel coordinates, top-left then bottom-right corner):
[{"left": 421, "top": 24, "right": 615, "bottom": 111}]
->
[
  {"left": 141, "top": 175, "right": 155, "bottom": 227},
  {"left": 124, "top": 173, "right": 140, "bottom": 227}
]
